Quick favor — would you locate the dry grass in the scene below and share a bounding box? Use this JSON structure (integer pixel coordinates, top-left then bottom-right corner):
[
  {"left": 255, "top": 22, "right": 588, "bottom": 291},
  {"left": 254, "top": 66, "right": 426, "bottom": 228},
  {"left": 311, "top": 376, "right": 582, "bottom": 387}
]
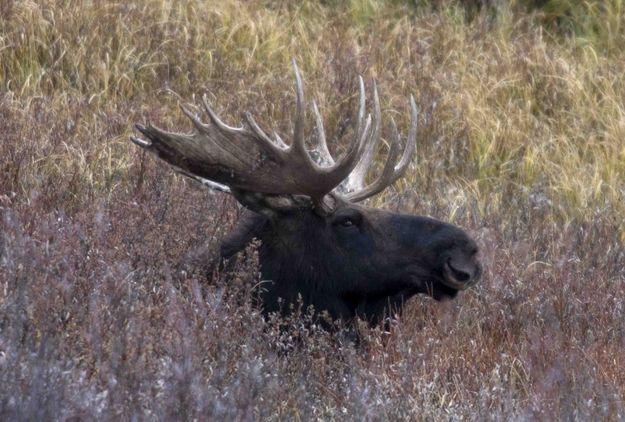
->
[{"left": 1, "top": 0, "right": 624, "bottom": 419}]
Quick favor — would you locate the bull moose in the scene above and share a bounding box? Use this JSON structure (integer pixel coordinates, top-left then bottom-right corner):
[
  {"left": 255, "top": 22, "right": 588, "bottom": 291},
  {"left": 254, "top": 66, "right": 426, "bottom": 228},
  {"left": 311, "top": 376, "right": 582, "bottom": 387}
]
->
[{"left": 131, "top": 63, "right": 481, "bottom": 325}]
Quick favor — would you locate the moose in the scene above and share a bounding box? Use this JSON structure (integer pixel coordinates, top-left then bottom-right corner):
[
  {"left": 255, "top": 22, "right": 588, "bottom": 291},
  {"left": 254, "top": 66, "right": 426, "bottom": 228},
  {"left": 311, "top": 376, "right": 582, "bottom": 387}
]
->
[{"left": 131, "top": 63, "right": 481, "bottom": 325}]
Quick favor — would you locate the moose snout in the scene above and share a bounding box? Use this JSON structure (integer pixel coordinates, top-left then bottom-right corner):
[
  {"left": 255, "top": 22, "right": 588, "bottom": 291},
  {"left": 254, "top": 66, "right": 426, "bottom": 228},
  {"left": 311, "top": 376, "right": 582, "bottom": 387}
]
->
[{"left": 441, "top": 246, "right": 482, "bottom": 290}]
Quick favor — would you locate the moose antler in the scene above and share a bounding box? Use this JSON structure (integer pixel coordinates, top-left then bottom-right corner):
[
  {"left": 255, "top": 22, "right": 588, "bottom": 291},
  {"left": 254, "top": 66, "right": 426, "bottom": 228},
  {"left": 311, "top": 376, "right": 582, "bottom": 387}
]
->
[
  {"left": 309, "top": 81, "right": 418, "bottom": 202},
  {"left": 131, "top": 61, "right": 417, "bottom": 212}
]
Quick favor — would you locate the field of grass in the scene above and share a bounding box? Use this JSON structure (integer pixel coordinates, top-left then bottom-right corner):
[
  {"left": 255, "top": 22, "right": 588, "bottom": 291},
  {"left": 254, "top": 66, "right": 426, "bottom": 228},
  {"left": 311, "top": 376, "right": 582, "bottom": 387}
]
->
[{"left": 1, "top": 0, "right": 625, "bottom": 419}]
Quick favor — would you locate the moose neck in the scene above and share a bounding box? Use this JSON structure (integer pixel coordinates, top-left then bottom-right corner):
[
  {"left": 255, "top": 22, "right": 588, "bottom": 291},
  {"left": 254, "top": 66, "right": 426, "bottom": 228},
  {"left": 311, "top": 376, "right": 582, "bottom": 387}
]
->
[{"left": 254, "top": 211, "right": 354, "bottom": 319}]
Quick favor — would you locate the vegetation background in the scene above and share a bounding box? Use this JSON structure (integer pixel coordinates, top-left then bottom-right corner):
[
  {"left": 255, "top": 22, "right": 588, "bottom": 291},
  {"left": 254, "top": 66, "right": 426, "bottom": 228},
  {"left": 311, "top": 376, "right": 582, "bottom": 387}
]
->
[{"left": 1, "top": 0, "right": 624, "bottom": 419}]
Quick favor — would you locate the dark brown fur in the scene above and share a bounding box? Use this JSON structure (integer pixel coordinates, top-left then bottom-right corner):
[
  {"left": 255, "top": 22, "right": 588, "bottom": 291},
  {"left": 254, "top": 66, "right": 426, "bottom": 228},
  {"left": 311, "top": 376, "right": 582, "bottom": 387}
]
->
[{"left": 221, "top": 194, "right": 481, "bottom": 325}]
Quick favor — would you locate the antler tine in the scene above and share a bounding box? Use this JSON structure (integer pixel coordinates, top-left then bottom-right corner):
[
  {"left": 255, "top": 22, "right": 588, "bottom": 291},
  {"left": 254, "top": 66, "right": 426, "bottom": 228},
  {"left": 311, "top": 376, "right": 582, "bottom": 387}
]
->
[
  {"left": 180, "top": 104, "right": 210, "bottom": 133},
  {"left": 346, "top": 116, "right": 402, "bottom": 202},
  {"left": 130, "top": 133, "right": 151, "bottom": 148},
  {"left": 201, "top": 94, "right": 245, "bottom": 133},
  {"left": 243, "top": 112, "right": 289, "bottom": 162},
  {"left": 355, "top": 76, "right": 366, "bottom": 140},
  {"left": 341, "top": 80, "right": 382, "bottom": 193},
  {"left": 291, "top": 61, "right": 311, "bottom": 157},
  {"left": 311, "top": 99, "right": 334, "bottom": 166},
  {"left": 320, "top": 112, "right": 372, "bottom": 189},
  {"left": 362, "top": 80, "right": 383, "bottom": 171},
  {"left": 389, "top": 95, "right": 418, "bottom": 182},
  {"left": 273, "top": 131, "right": 288, "bottom": 149}
]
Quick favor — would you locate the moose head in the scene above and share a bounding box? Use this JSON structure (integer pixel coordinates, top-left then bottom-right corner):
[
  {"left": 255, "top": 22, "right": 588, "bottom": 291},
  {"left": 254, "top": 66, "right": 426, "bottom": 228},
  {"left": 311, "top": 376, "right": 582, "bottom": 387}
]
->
[{"left": 131, "top": 62, "right": 481, "bottom": 325}]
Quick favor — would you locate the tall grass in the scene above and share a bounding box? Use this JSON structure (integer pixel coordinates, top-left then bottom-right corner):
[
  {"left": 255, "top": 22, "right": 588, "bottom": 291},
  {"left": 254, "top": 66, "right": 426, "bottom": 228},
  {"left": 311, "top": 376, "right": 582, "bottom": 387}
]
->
[{"left": 1, "top": 0, "right": 624, "bottom": 419}]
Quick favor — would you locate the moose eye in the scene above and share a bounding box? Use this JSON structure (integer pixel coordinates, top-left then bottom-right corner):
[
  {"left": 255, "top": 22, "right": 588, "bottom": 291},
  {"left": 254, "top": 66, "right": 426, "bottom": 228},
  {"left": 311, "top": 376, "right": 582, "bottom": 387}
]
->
[
  {"left": 340, "top": 219, "right": 355, "bottom": 228},
  {"left": 333, "top": 211, "right": 362, "bottom": 230}
]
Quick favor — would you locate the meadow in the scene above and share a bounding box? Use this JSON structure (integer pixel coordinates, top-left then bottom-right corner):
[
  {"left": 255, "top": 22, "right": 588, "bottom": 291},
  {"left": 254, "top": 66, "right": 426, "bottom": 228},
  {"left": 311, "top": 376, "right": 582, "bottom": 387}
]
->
[{"left": 1, "top": 0, "right": 624, "bottom": 419}]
